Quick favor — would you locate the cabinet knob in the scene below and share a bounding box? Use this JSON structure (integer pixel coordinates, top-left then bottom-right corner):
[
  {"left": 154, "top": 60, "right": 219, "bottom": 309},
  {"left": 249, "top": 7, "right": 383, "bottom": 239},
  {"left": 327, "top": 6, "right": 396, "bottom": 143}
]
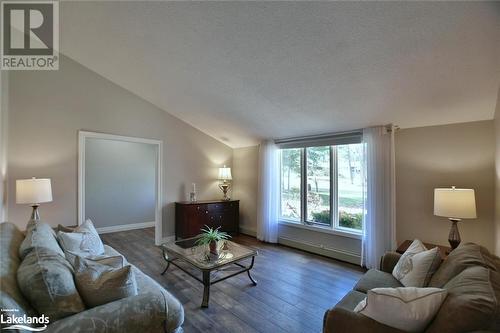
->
[{"left": 206, "top": 211, "right": 208, "bottom": 214}]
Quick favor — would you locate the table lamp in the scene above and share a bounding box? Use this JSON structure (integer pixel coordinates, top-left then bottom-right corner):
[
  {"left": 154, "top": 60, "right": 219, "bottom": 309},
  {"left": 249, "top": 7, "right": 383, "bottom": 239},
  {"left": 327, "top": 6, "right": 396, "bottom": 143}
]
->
[
  {"left": 434, "top": 186, "right": 476, "bottom": 249},
  {"left": 16, "top": 177, "right": 53, "bottom": 221},
  {"left": 218, "top": 165, "right": 232, "bottom": 201}
]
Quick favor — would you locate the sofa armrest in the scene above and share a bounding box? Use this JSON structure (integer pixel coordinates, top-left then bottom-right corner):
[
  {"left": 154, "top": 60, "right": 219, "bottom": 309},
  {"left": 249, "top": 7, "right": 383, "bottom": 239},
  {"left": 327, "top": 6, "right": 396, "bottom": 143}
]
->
[
  {"left": 323, "top": 307, "right": 407, "bottom": 333},
  {"left": 45, "top": 292, "right": 184, "bottom": 333},
  {"left": 380, "top": 251, "right": 402, "bottom": 273}
]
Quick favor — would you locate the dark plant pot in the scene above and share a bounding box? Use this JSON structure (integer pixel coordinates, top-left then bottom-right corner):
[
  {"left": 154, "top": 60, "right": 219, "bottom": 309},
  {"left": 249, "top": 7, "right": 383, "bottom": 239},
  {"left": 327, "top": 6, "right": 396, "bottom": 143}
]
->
[{"left": 209, "top": 241, "right": 219, "bottom": 255}]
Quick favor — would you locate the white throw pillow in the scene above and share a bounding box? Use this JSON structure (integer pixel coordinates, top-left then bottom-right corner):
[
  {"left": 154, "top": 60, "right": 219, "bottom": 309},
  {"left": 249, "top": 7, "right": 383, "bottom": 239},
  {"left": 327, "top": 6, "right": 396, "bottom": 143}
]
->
[
  {"left": 57, "top": 219, "right": 105, "bottom": 256},
  {"left": 392, "top": 239, "right": 441, "bottom": 287},
  {"left": 354, "top": 287, "right": 447, "bottom": 332}
]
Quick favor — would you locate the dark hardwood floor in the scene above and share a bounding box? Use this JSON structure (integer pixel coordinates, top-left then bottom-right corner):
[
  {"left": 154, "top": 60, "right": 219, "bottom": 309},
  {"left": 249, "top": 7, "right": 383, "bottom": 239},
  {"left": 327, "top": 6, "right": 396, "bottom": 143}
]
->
[{"left": 101, "top": 228, "right": 365, "bottom": 333}]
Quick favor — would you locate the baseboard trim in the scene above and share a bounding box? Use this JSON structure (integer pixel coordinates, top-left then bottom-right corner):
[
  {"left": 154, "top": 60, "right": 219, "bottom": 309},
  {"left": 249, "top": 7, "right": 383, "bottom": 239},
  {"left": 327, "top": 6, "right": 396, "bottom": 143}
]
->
[
  {"left": 239, "top": 226, "right": 257, "bottom": 237},
  {"left": 96, "top": 221, "right": 155, "bottom": 234},
  {"left": 278, "top": 236, "right": 361, "bottom": 265}
]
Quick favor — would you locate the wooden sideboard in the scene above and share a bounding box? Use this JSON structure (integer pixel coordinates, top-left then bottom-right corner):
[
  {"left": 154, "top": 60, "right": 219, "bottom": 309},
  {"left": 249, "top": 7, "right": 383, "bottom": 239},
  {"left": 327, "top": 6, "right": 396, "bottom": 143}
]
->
[{"left": 175, "top": 200, "right": 239, "bottom": 239}]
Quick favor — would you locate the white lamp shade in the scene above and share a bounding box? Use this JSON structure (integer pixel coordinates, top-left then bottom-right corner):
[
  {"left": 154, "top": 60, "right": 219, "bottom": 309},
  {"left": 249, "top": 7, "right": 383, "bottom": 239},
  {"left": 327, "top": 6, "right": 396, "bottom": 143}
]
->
[
  {"left": 16, "top": 178, "right": 53, "bottom": 205},
  {"left": 434, "top": 187, "right": 476, "bottom": 219},
  {"left": 218, "top": 166, "right": 232, "bottom": 181}
]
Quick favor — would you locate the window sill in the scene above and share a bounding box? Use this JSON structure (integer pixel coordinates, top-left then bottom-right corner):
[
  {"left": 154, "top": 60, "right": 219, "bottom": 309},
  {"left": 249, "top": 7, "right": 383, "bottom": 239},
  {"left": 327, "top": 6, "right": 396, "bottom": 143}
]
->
[{"left": 278, "top": 220, "right": 362, "bottom": 240}]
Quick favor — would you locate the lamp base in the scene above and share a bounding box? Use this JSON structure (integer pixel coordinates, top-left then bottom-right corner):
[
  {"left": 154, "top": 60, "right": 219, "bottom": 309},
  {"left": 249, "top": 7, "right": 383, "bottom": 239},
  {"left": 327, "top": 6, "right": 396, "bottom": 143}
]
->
[
  {"left": 218, "top": 183, "right": 231, "bottom": 201},
  {"left": 448, "top": 218, "right": 461, "bottom": 250},
  {"left": 30, "top": 204, "right": 40, "bottom": 221}
]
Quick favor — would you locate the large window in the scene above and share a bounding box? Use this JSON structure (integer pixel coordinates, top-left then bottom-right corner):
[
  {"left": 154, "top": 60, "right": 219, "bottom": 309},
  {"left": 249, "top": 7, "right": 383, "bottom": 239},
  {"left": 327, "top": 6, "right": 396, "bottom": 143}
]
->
[
  {"left": 280, "top": 148, "right": 301, "bottom": 221},
  {"left": 337, "top": 144, "right": 364, "bottom": 231},
  {"left": 306, "top": 146, "right": 330, "bottom": 225},
  {"left": 280, "top": 143, "right": 364, "bottom": 233}
]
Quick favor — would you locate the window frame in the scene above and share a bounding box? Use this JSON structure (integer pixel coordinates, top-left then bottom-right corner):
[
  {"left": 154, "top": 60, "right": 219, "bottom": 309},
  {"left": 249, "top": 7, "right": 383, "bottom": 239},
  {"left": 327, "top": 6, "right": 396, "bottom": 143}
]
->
[{"left": 279, "top": 145, "right": 363, "bottom": 235}]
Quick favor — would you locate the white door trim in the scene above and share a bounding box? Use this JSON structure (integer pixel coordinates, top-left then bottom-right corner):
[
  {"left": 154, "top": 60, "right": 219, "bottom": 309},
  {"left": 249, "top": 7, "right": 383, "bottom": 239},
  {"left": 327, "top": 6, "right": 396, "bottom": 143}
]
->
[{"left": 78, "top": 130, "right": 163, "bottom": 245}]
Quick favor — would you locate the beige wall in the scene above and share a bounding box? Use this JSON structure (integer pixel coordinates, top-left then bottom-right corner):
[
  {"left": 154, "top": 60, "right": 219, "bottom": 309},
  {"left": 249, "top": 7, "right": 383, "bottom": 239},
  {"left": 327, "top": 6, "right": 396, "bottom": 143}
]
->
[
  {"left": 7, "top": 56, "right": 232, "bottom": 237},
  {"left": 396, "top": 120, "right": 495, "bottom": 252},
  {"left": 494, "top": 89, "right": 500, "bottom": 256},
  {"left": 232, "top": 146, "right": 259, "bottom": 235}
]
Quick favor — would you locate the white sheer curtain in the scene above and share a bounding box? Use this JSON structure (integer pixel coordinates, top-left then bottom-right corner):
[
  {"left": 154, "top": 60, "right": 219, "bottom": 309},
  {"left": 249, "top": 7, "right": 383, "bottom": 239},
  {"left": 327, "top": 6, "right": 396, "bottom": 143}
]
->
[
  {"left": 361, "top": 125, "right": 396, "bottom": 269},
  {"left": 256, "top": 140, "right": 280, "bottom": 243}
]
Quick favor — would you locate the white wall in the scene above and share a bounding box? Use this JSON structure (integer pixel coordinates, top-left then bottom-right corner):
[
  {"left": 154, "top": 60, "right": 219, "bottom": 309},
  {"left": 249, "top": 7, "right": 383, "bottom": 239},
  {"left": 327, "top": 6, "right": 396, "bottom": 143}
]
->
[
  {"left": 232, "top": 146, "right": 259, "bottom": 235},
  {"left": 396, "top": 120, "right": 495, "bottom": 252},
  {"left": 7, "top": 55, "right": 233, "bottom": 237},
  {"left": 0, "top": 70, "right": 8, "bottom": 223},
  {"left": 494, "top": 89, "right": 500, "bottom": 256}
]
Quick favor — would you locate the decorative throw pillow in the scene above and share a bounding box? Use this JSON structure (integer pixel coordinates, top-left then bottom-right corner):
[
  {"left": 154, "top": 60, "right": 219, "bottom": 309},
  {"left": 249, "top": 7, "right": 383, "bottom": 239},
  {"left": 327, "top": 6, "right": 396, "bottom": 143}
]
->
[
  {"left": 354, "top": 287, "right": 448, "bottom": 332},
  {"left": 57, "top": 219, "right": 105, "bottom": 256},
  {"left": 19, "top": 221, "right": 65, "bottom": 260},
  {"left": 72, "top": 254, "right": 137, "bottom": 308},
  {"left": 17, "top": 247, "right": 86, "bottom": 320},
  {"left": 393, "top": 239, "right": 442, "bottom": 287}
]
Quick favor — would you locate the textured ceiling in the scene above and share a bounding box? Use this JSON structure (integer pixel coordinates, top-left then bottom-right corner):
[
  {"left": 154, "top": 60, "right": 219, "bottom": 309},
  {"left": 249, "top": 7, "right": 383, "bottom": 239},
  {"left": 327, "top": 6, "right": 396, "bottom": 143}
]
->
[{"left": 60, "top": 1, "right": 500, "bottom": 147}]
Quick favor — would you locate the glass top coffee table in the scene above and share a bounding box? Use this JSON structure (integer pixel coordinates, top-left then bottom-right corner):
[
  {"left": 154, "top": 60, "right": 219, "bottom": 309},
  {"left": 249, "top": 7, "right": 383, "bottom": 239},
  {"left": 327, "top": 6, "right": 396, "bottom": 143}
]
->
[{"left": 160, "top": 237, "right": 258, "bottom": 307}]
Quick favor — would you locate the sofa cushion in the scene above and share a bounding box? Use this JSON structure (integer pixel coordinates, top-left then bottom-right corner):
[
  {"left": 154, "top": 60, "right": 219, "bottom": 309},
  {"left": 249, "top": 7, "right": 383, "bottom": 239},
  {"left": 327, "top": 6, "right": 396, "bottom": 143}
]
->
[
  {"left": 57, "top": 224, "right": 77, "bottom": 233},
  {"left": 72, "top": 255, "right": 138, "bottom": 308},
  {"left": 353, "top": 287, "right": 447, "bottom": 333},
  {"left": 57, "top": 219, "right": 105, "bottom": 256},
  {"left": 44, "top": 289, "right": 184, "bottom": 333},
  {"left": 17, "top": 247, "right": 86, "bottom": 321},
  {"left": 354, "top": 269, "right": 403, "bottom": 293},
  {"left": 392, "top": 240, "right": 441, "bottom": 287},
  {"left": 426, "top": 266, "right": 500, "bottom": 333},
  {"left": 19, "top": 221, "right": 65, "bottom": 260},
  {"left": 103, "top": 244, "right": 129, "bottom": 264},
  {"left": 0, "top": 222, "right": 36, "bottom": 329},
  {"left": 429, "top": 242, "right": 500, "bottom": 288},
  {"left": 335, "top": 290, "right": 367, "bottom": 311}
]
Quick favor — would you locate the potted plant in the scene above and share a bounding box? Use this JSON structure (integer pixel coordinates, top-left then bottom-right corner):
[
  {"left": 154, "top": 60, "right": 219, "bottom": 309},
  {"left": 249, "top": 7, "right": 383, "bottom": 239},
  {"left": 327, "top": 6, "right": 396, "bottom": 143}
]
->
[{"left": 195, "top": 225, "right": 231, "bottom": 255}]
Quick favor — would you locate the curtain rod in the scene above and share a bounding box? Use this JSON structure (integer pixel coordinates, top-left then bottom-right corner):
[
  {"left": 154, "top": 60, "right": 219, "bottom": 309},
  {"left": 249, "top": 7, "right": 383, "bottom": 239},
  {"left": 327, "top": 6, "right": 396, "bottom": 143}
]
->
[
  {"left": 274, "top": 124, "right": 399, "bottom": 144},
  {"left": 274, "top": 129, "right": 363, "bottom": 145}
]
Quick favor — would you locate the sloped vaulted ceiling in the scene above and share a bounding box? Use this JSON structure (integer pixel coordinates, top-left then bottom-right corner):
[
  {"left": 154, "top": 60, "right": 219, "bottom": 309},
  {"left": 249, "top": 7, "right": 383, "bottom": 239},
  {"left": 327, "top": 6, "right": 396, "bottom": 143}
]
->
[{"left": 60, "top": 1, "right": 500, "bottom": 147}]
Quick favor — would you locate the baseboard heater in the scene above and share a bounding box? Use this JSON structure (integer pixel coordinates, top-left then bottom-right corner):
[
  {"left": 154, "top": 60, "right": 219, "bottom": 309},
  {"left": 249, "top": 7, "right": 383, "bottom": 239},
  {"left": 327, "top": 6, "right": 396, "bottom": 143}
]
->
[{"left": 278, "top": 236, "right": 361, "bottom": 265}]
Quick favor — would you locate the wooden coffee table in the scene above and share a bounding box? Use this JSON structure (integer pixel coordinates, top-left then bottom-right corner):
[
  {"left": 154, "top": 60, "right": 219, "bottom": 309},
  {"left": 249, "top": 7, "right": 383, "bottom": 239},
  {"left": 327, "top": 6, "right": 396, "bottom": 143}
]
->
[{"left": 160, "top": 237, "right": 258, "bottom": 307}]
